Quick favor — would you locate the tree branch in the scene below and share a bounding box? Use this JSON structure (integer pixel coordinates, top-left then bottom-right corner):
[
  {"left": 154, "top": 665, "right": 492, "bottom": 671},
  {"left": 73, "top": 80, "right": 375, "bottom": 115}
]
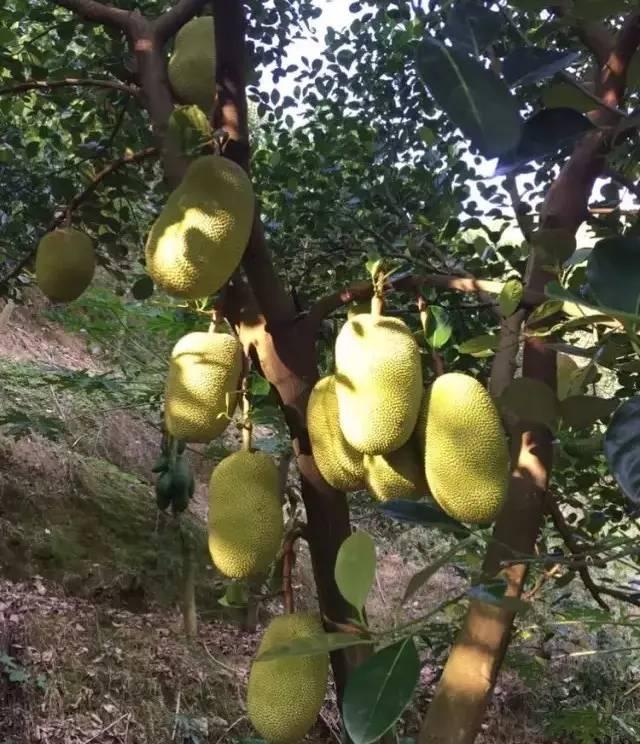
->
[
  {"left": 0, "top": 145, "right": 158, "bottom": 293},
  {"left": 0, "top": 77, "right": 139, "bottom": 97},
  {"left": 52, "top": 0, "right": 133, "bottom": 31},
  {"left": 305, "top": 274, "right": 545, "bottom": 330},
  {"left": 154, "top": 0, "right": 211, "bottom": 43},
  {"left": 552, "top": 1, "right": 614, "bottom": 66}
]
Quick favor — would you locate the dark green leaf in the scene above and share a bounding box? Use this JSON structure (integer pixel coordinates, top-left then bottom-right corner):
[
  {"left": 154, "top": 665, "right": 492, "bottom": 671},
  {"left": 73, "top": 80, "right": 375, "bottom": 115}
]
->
[
  {"left": 343, "top": 638, "right": 420, "bottom": 744},
  {"left": 542, "top": 81, "right": 595, "bottom": 113},
  {"left": 457, "top": 333, "right": 500, "bottom": 356},
  {"left": 545, "top": 281, "right": 640, "bottom": 324},
  {"left": 250, "top": 373, "right": 271, "bottom": 396},
  {"left": 495, "top": 108, "right": 594, "bottom": 176},
  {"left": 560, "top": 395, "right": 618, "bottom": 430},
  {"left": 499, "top": 378, "right": 560, "bottom": 428},
  {"left": 503, "top": 47, "right": 581, "bottom": 87},
  {"left": 335, "top": 531, "right": 377, "bottom": 612},
  {"left": 256, "top": 632, "right": 373, "bottom": 662},
  {"left": 444, "top": 1, "right": 504, "bottom": 55},
  {"left": 586, "top": 237, "right": 640, "bottom": 317},
  {"left": 603, "top": 396, "right": 640, "bottom": 504},
  {"left": 131, "top": 276, "right": 154, "bottom": 300},
  {"left": 416, "top": 38, "right": 522, "bottom": 157},
  {"left": 402, "top": 539, "right": 471, "bottom": 603},
  {"left": 423, "top": 306, "right": 452, "bottom": 349},
  {"left": 377, "top": 500, "right": 470, "bottom": 536},
  {"left": 499, "top": 278, "right": 523, "bottom": 317}
]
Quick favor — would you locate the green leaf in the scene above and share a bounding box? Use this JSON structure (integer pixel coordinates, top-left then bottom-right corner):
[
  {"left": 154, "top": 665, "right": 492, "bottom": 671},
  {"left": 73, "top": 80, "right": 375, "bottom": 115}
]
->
[
  {"left": 527, "top": 299, "right": 564, "bottom": 325},
  {"left": 503, "top": 47, "right": 582, "bottom": 87},
  {"left": 469, "top": 581, "right": 530, "bottom": 614},
  {"left": 542, "top": 81, "right": 595, "bottom": 113},
  {"left": 545, "top": 281, "right": 640, "bottom": 324},
  {"left": 457, "top": 333, "right": 500, "bottom": 357},
  {"left": 416, "top": 38, "right": 522, "bottom": 158},
  {"left": 366, "top": 256, "right": 383, "bottom": 280},
  {"left": 250, "top": 373, "right": 271, "bottom": 397},
  {"left": 604, "top": 396, "right": 640, "bottom": 504},
  {"left": 499, "top": 278, "right": 523, "bottom": 317},
  {"left": 335, "top": 531, "right": 377, "bottom": 613},
  {"left": 499, "top": 378, "right": 560, "bottom": 428},
  {"left": 418, "top": 126, "right": 436, "bottom": 145},
  {"left": 402, "top": 538, "right": 472, "bottom": 604},
  {"left": 444, "top": 1, "right": 504, "bottom": 55},
  {"left": 377, "top": 500, "right": 470, "bottom": 536},
  {"left": 495, "top": 109, "right": 594, "bottom": 177},
  {"left": 586, "top": 237, "right": 640, "bottom": 317},
  {"left": 423, "top": 306, "right": 452, "bottom": 349},
  {"left": 131, "top": 276, "right": 154, "bottom": 300},
  {"left": 343, "top": 638, "right": 420, "bottom": 744},
  {"left": 256, "top": 632, "right": 373, "bottom": 662},
  {"left": 560, "top": 395, "right": 618, "bottom": 430}
]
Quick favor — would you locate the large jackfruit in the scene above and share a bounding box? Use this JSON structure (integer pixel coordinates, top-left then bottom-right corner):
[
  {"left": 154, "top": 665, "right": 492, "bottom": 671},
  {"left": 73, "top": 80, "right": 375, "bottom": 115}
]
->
[
  {"left": 364, "top": 439, "right": 428, "bottom": 502},
  {"left": 307, "top": 376, "right": 366, "bottom": 492},
  {"left": 421, "top": 372, "right": 509, "bottom": 525},
  {"left": 335, "top": 314, "right": 423, "bottom": 454},
  {"left": 145, "top": 155, "right": 254, "bottom": 299},
  {"left": 35, "top": 228, "right": 95, "bottom": 302},
  {"left": 164, "top": 331, "right": 242, "bottom": 442},
  {"left": 247, "top": 613, "right": 329, "bottom": 744},
  {"left": 208, "top": 450, "right": 283, "bottom": 578},
  {"left": 168, "top": 16, "right": 216, "bottom": 111}
]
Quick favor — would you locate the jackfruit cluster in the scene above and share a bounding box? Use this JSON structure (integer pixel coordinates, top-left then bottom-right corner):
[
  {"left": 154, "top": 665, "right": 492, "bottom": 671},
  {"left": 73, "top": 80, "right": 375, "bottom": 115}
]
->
[
  {"left": 247, "top": 613, "right": 329, "bottom": 744},
  {"left": 35, "top": 227, "right": 95, "bottom": 302},
  {"left": 208, "top": 449, "right": 284, "bottom": 578},
  {"left": 308, "top": 305, "right": 509, "bottom": 522},
  {"left": 168, "top": 16, "right": 216, "bottom": 112},
  {"left": 145, "top": 155, "right": 254, "bottom": 299},
  {"left": 164, "top": 330, "right": 242, "bottom": 442}
]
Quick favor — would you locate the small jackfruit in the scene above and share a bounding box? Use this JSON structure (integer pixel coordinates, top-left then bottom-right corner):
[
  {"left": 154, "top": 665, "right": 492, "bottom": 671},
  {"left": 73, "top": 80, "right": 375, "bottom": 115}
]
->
[
  {"left": 335, "top": 314, "right": 423, "bottom": 454},
  {"left": 307, "top": 376, "right": 366, "bottom": 492},
  {"left": 364, "top": 439, "right": 428, "bottom": 502},
  {"left": 421, "top": 372, "right": 509, "bottom": 525},
  {"left": 168, "top": 16, "right": 216, "bottom": 111},
  {"left": 145, "top": 155, "right": 254, "bottom": 299},
  {"left": 247, "top": 613, "right": 329, "bottom": 744},
  {"left": 208, "top": 450, "right": 283, "bottom": 578},
  {"left": 164, "top": 331, "right": 242, "bottom": 442},
  {"left": 35, "top": 228, "right": 95, "bottom": 302}
]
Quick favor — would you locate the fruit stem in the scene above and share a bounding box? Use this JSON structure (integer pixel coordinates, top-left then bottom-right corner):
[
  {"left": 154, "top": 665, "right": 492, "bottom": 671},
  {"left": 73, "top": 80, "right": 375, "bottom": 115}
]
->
[
  {"left": 241, "top": 370, "right": 252, "bottom": 451},
  {"left": 282, "top": 534, "right": 297, "bottom": 614},
  {"left": 370, "top": 267, "right": 385, "bottom": 316}
]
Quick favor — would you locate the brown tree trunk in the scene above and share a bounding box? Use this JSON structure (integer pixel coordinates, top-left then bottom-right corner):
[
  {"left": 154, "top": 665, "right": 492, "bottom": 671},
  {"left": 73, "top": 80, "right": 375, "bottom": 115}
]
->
[{"left": 419, "top": 14, "right": 640, "bottom": 743}]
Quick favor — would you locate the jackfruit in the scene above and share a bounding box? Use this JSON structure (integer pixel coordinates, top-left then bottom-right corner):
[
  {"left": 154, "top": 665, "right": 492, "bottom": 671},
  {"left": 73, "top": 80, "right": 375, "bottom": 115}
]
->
[
  {"left": 364, "top": 439, "right": 427, "bottom": 502},
  {"left": 307, "top": 376, "right": 366, "bottom": 492},
  {"left": 35, "top": 228, "right": 95, "bottom": 302},
  {"left": 208, "top": 450, "right": 283, "bottom": 578},
  {"left": 164, "top": 330, "right": 242, "bottom": 442},
  {"left": 557, "top": 353, "right": 579, "bottom": 400},
  {"left": 335, "top": 313, "right": 423, "bottom": 454},
  {"left": 421, "top": 372, "right": 509, "bottom": 524},
  {"left": 168, "top": 16, "right": 216, "bottom": 111},
  {"left": 145, "top": 155, "right": 254, "bottom": 298},
  {"left": 247, "top": 613, "right": 329, "bottom": 744}
]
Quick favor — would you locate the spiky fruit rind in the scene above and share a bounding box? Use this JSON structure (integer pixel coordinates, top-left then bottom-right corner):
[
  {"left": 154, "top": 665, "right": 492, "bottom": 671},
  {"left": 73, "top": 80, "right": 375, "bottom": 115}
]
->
[
  {"left": 422, "top": 372, "right": 509, "bottom": 525},
  {"left": 208, "top": 450, "right": 283, "bottom": 579},
  {"left": 164, "top": 331, "right": 242, "bottom": 442},
  {"left": 364, "top": 440, "right": 427, "bottom": 502},
  {"left": 247, "top": 613, "right": 329, "bottom": 744},
  {"left": 335, "top": 314, "right": 423, "bottom": 454},
  {"left": 145, "top": 155, "right": 254, "bottom": 299},
  {"left": 168, "top": 16, "right": 216, "bottom": 111},
  {"left": 35, "top": 228, "right": 95, "bottom": 302},
  {"left": 307, "top": 376, "right": 366, "bottom": 492}
]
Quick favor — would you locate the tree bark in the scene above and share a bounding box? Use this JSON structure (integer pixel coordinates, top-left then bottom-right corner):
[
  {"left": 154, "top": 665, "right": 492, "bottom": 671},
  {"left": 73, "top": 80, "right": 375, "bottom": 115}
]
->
[{"left": 419, "top": 14, "right": 640, "bottom": 744}]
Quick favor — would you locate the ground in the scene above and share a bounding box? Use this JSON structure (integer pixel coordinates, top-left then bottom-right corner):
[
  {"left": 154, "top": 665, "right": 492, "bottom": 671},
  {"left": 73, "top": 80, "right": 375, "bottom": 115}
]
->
[{"left": 1, "top": 289, "right": 639, "bottom": 744}]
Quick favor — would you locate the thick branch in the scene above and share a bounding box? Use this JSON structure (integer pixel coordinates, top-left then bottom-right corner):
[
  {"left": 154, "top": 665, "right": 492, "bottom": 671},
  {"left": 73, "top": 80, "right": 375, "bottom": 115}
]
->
[
  {"left": 52, "top": 0, "right": 132, "bottom": 30},
  {"left": 0, "top": 78, "right": 139, "bottom": 97},
  {"left": 154, "top": 0, "right": 211, "bottom": 43},
  {"left": 0, "top": 146, "right": 158, "bottom": 293}
]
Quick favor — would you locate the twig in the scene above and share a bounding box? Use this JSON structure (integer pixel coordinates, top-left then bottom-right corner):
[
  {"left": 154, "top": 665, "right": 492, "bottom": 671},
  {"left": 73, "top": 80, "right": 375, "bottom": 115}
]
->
[
  {"left": 0, "top": 78, "right": 139, "bottom": 97},
  {"left": 282, "top": 534, "right": 297, "bottom": 614},
  {"left": 52, "top": 0, "right": 133, "bottom": 30},
  {"left": 171, "top": 690, "right": 181, "bottom": 740},
  {"left": 202, "top": 641, "right": 241, "bottom": 677},
  {"left": 214, "top": 715, "right": 246, "bottom": 744},
  {"left": 81, "top": 713, "right": 129, "bottom": 744}
]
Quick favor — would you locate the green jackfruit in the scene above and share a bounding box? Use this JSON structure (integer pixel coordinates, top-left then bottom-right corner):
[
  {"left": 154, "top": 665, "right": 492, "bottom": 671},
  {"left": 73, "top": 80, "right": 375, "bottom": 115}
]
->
[
  {"left": 335, "top": 313, "right": 423, "bottom": 454},
  {"left": 164, "top": 330, "right": 242, "bottom": 442},
  {"left": 307, "top": 376, "right": 365, "bottom": 492},
  {"left": 35, "top": 228, "right": 95, "bottom": 302},
  {"left": 168, "top": 16, "right": 216, "bottom": 111},
  {"left": 247, "top": 613, "right": 329, "bottom": 744},
  {"left": 364, "top": 439, "right": 427, "bottom": 502},
  {"left": 208, "top": 450, "right": 283, "bottom": 578},
  {"left": 421, "top": 372, "right": 509, "bottom": 525},
  {"left": 145, "top": 155, "right": 254, "bottom": 299}
]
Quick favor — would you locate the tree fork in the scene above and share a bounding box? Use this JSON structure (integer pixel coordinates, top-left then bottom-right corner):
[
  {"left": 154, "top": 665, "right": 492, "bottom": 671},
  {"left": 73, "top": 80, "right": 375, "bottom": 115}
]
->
[
  {"left": 418, "top": 13, "right": 640, "bottom": 744},
  {"left": 212, "top": 0, "right": 358, "bottom": 702}
]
